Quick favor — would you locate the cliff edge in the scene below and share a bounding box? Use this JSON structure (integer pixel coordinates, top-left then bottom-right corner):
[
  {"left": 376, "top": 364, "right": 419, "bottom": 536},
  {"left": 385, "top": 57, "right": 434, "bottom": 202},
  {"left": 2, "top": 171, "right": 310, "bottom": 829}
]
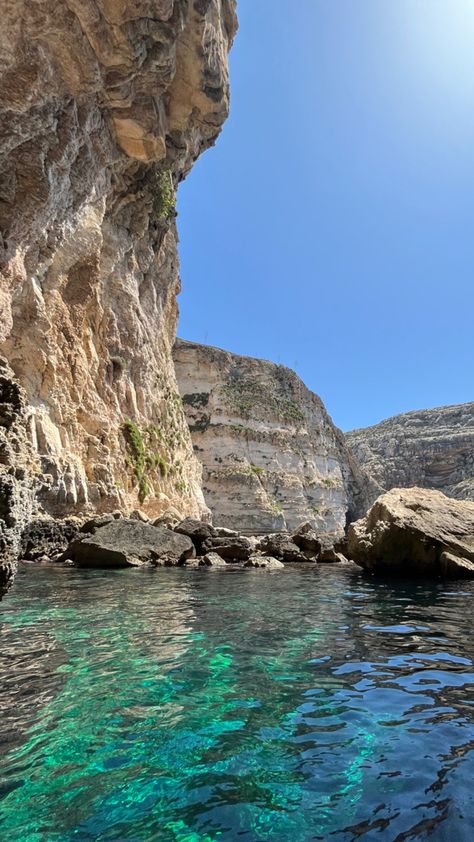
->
[
  {"left": 347, "top": 402, "right": 474, "bottom": 501},
  {"left": 174, "top": 339, "right": 380, "bottom": 536},
  {"left": 0, "top": 0, "right": 237, "bottom": 592}
]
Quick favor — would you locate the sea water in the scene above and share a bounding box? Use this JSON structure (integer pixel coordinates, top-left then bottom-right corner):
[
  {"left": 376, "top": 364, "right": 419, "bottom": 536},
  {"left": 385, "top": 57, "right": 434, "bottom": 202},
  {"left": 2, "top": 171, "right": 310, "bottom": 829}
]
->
[{"left": 1, "top": 564, "right": 474, "bottom": 841}]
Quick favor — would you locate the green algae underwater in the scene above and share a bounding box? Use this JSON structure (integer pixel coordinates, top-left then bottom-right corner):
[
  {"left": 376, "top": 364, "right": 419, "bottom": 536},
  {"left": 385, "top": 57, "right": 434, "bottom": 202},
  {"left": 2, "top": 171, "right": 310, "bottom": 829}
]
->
[{"left": 1, "top": 564, "right": 474, "bottom": 841}]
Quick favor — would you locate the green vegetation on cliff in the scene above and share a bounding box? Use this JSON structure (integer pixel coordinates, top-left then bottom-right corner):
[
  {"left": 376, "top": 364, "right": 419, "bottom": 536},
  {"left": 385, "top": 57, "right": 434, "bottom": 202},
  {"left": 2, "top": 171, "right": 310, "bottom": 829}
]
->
[
  {"left": 122, "top": 421, "right": 173, "bottom": 503},
  {"left": 220, "top": 379, "right": 305, "bottom": 423}
]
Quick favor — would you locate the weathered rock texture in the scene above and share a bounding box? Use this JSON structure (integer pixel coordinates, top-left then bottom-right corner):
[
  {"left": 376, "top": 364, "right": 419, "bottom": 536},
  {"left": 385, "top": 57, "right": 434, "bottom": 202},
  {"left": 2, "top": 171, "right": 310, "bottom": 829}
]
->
[
  {"left": 0, "top": 1, "right": 237, "bottom": 590},
  {"left": 0, "top": 359, "right": 39, "bottom": 592},
  {"left": 69, "top": 518, "right": 194, "bottom": 568},
  {"left": 174, "top": 340, "right": 380, "bottom": 536},
  {"left": 348, "top": 487, "right": 474, "bottom": 579},
  {"left": 347, "top": 403, "right": 474, "bottom": 502}
]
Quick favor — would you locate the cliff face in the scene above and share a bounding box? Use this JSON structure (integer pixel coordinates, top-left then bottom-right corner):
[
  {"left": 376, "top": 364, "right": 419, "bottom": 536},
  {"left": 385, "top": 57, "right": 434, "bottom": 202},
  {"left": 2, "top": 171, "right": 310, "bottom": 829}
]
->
[
  {"left": 174, "top": 340, "right": 379, "bottom": 536},
  {"left": 0, "top": 0, "right": 237, "bottom": 592},
  {"left": 347, "top": 403, "right": 474, "bottom": 501}
]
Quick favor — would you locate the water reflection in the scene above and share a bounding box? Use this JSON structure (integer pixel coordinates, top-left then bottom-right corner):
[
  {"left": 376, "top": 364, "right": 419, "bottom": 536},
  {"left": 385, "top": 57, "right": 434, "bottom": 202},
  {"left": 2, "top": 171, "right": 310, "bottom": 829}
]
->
[{"left": 0, "top": 564, "right": 474, "bottom": 840}]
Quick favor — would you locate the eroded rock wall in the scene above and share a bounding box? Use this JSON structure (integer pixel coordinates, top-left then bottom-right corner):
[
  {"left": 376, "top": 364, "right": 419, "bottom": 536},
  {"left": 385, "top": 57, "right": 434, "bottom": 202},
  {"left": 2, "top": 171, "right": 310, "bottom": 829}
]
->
[
  {"left": 347, "top": 403, "right": 474, "bottom": 502},
  {"left": 0, "top": 0, "right": 237, "bottom": 590},
  {"left": 0, "top": 359, "right": 40, "bottom": 592},
  {"left": 174, "top": 339, "right": 379, "bottom": 537}
]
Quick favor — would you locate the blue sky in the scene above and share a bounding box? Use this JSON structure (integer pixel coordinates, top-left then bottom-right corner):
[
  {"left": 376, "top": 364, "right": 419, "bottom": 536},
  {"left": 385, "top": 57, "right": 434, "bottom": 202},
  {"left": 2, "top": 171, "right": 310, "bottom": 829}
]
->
[{"left": 177, "top": 0, "right": 474, "bottom": 431}]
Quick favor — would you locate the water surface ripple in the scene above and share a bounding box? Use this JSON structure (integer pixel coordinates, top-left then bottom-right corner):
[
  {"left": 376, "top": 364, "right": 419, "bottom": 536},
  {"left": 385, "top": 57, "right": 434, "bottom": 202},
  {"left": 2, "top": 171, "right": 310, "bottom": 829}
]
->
[{"left": 1, "top": 564, "right": 474, "bottom": 841}]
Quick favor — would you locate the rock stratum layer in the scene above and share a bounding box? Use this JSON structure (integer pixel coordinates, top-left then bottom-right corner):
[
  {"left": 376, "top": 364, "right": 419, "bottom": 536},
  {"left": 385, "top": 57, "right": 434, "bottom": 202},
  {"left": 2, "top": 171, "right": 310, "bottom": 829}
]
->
[
  {"left": 0, "top": 0, "right": 237, "bottom": 592},
  {"left": 347, "top": 403, "right": 474, "bottom": 502},
  {"left": 174, "top": 339, "right": 380, "bottom": 536}
]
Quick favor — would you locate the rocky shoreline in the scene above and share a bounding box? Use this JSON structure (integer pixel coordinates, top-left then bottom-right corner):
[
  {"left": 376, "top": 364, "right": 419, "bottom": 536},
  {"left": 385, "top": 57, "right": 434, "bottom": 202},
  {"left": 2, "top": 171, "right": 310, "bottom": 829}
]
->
[
  {"left": 15, "top": 511, "right": 349, "bottom": 580},
  {"left": 6, "top": 486, "right": 474, "bottom": 590},
  {"left": 1, "top": 2, "right": 473, "bottom": 599}
]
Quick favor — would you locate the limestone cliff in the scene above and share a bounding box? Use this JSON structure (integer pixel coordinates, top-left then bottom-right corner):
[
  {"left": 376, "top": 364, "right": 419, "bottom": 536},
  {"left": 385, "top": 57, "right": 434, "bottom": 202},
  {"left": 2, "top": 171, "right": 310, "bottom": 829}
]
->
[
  {"left": 174, "top": 339, "right": 379, "bottom": 536},
  {"left": 0, "top": 0, "right": 237, "bottom": 592},
  {"left": 347, "top": 402, "right": 474, "bottom": 501}
]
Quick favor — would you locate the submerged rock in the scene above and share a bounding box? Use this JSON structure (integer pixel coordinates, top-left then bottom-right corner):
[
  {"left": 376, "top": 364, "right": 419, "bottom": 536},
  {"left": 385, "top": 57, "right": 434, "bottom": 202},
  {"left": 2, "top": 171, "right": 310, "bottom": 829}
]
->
[
  {"left": 348, "top": 487, "right": 474, "bottom": 578},
  {"left": 69, "top": 520, "right": 194, "bottom": 569}
]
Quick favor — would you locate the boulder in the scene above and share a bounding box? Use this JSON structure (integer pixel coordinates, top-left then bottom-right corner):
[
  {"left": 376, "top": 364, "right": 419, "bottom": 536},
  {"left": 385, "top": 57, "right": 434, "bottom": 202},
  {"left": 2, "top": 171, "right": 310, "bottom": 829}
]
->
[
  {"left": 245, "top": 556, "right": 284, "bottom": 570},
  {"left": 174, "top": 518, "right": 217, "bottom": 552},
  {"left": 318, "top": 547, "right": 347, "bottom": 564},
  {"left": 69, "top": 519, "right": 194, "bottom": 568},
  {"left": 348, "top": 487, "right": 474, "bottom": 578},
  {"left": 183, "top": 552, "right": 229, "bottom": 569},
  {"left": 202, "top": 552, "right": 228, "bottom": 567},
  {"left": 318, "top": 540, "right": 347, "bottom": 563},
  {"left": 291, "top": 522, "right": 321, "bottom": 554},
  {"left": 257, "top": 533, "right": 312, "bottom": 563},
  {"left": 201, "top": 535, "right": 252, "bottom": 561}
]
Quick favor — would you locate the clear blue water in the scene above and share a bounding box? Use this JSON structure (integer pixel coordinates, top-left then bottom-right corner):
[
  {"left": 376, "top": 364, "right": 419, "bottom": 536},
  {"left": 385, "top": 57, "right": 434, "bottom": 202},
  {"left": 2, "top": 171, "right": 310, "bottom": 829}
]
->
[{"left": 1, "top": 563, "right": 474, "bottom": 841}]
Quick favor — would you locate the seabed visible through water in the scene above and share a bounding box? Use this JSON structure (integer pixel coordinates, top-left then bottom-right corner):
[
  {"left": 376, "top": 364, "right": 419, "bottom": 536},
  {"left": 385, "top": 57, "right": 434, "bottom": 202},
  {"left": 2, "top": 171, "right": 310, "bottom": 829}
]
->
[{"left": 1, "top": 563, "right": 474, "bottom": 841}]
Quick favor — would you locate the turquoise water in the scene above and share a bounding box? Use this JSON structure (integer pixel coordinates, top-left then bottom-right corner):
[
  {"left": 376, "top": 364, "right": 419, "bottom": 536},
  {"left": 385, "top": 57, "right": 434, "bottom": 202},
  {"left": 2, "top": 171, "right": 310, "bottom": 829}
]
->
[{"left": 1, "top": 565, "right": 474, "bottom": 841}]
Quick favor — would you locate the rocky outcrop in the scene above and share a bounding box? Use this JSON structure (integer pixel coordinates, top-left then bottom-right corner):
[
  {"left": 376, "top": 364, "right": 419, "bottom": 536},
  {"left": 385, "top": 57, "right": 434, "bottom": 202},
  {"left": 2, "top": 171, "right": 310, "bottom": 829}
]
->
[
  {"left": 347, "top": 403, "right": 474, "bottom": 501},
  {"left": 173, "top": 339, "right": 380, "bottom": 536},
  {"left": 199, "top": 552, "right": 228, "bottom": 568},
  {"left": 21, "top": 516, "right": 82, "bottom": 563},
  {"left": 0, "top": 0, "right": 237, "bottom": 589},
  {"left": 348, "top": 487, "right": 474, "bottom": 578},
  {"left": 49, "top": 511, "right": 353, "bottom": 570}
]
